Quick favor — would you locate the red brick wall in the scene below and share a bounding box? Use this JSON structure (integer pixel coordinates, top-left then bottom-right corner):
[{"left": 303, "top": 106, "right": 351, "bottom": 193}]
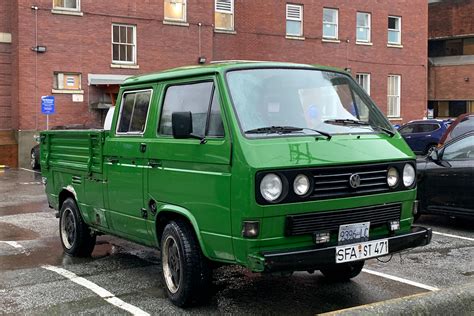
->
[
  {"left": 429, "top": 64, "right": 474, "bottom": 100},
  {"left": 0, "top": 0, "right": 12, "bottom": 131},
  {"left": 12, "top": 0, "right": 427, "bottom": 133},
  {"left": 215, "top": 0, "right": 428, "bottom": 122},
  {"left": 429, "top": 0, "right": 474, "bottom": 39}
]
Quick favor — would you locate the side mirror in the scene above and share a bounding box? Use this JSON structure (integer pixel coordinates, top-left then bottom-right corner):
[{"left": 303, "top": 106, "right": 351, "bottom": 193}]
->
[
  {"left": 428, "top": 148, "right": 439, "bottom": 161},
  {"left": 172, "top": 112, "right": 193, "bottom": 139}
]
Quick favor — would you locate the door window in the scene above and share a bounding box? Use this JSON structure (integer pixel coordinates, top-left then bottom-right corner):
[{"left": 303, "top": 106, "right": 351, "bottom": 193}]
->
[
  {"left": 443, "top": 135, "right": 474, "bottom": 160},
  {"left": 158, "top": 81, "right": 224, "bottom": 137},
  {"left": 117, "top": 89, "right": 152, "bottom": 134}
]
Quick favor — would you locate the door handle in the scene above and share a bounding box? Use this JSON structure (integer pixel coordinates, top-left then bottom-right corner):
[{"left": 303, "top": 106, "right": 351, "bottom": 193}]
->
[
  {"left": 140, "top": 143, "right": 147, "bottom": 153},
  {"left": 148, "top": 160, "right": 162, "bottom": 168},
  {"left": 107, "top": 157, "right": 119, "bottom": 164}
]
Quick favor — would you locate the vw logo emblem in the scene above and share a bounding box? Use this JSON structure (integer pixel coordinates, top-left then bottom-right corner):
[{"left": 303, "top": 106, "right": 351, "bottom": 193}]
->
[{"left": 349, "top": 174, "right": 361, "bottom": 188}]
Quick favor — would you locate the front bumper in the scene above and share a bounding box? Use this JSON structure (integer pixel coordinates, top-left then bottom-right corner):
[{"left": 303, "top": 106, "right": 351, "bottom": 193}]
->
[{"left": 257, "top": 226, "right": 432, "bottom": 272}]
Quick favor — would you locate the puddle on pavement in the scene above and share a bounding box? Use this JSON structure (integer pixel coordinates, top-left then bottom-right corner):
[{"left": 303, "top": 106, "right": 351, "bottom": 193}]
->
[
  {"left": 0, "top": 201, "right": 50, "bottom": 216},
  {"left": 0, "top": 222, "right": 40, "bottom": 240},
  {"left": 0, "top": 238, "right": 116, "bottom": 271}
]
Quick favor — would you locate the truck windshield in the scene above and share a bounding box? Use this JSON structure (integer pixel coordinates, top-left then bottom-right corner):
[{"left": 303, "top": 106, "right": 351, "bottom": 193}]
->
[{"left": 226, "top": 68, "right": 393, "bottom": 138}]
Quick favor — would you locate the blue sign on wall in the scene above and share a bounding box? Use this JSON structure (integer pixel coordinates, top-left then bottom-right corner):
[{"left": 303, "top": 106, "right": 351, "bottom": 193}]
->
[{"left": 41, "top": 96, "right": 55, "bottom": 115}]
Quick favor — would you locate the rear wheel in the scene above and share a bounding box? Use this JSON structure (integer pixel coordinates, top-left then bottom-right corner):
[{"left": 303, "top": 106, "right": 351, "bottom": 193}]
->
[
  {"left": 320, "top": 260, "right": 365, "bottom": 282},
  {"left": 59, "top": 198, "right": 96, "bottom": 257},
  {"left": 30, "top": 147, "right": 40, "bottom": 170},
  {"left": 161, "top": 220, "right": 211, "bottom": 307}
]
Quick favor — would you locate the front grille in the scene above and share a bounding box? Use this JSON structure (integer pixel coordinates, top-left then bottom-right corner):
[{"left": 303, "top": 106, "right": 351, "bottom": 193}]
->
[
  {"left": 285, "top": 203, "right": 402, "bottom": 236},
  {"left": 312, "top": 165, "right": 388, "bottom": 200}
]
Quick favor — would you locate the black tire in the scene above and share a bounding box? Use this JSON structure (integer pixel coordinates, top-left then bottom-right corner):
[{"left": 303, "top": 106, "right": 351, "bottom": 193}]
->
[
  {"left": 320, "top": 260, "right": 365, "bottom": 282},
  {"left": 30, "top": 147, "right": 40, "bottom": 170},
  {"left": 161, "top": 220, "right": 212, "bottom": 307},
  {"left": 59, "top": 198, "right": 96, "bottom": 257}
]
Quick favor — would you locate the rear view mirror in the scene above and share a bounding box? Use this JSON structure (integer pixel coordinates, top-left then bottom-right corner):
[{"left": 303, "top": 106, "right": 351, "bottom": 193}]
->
[{"left": 172, "top": 112, "right": 193, "bottom": 139}]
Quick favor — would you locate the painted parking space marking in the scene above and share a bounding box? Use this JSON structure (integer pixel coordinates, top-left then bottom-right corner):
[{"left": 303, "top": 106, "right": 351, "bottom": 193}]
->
[
  {"left": 19, "top": 168, "right": 41, "bottom": 174},
  {"left": 432, "top": 231, "right": 474, "bottom": 242},
  {"left": 42, "top": 265, "right": 150, "bottom": 316},
  {"left": 1, "top": 241, "right": 24, "bottom": 249},
  {"left": 19, "top": 182, "right": 42, "bottom": 185},
  {"left": 362, "top": 268, "right": 439, "bottom": 292}
]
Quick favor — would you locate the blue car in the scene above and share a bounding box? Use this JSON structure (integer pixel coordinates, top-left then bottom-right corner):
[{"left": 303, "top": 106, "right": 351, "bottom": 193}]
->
[{"left": 398, "top": 119, "right": 450, "bottom": 155}]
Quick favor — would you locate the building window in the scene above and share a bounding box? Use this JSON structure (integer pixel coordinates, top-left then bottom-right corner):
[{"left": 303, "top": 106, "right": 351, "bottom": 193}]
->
[
  {"left": 54, "top": 72, "right": 81, "bottom": 90},
  {"left": 112, "top": 24, "right": 136, "bottom": 64},
  {"left": 387, "top": 75, "right": 401, "bottom": 117},
  {"left": 356, "top": 12, "right": 371, "bottom": 43},
  {"left": 388, "top": 16, "right": 401, "bottom": 45},
  {"left": 323, "top": 8, "right": 338, "bottom": 39},
  {"left": 53, "top": 0, "right": 80, "bottom": 11},
  {"left": 117, "top": 90, "right": 152, "bottom": 134},
  {"left": 215, "top": 0, "right": 234, "bottom": 31},
  {"left": 164, "top": 0, "right": 187, "bottom": 22},
  {"left": 286, "top": 4, "right": 303, "bottom": 37},
  {"left": 356, "top": 73, "right": 370, "bottom": 95}
]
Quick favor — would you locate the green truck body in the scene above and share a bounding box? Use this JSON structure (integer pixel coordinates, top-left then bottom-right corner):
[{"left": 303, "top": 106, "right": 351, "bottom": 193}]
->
[{"left": 41, "top": 62, "right": 431, "bottom": 306}]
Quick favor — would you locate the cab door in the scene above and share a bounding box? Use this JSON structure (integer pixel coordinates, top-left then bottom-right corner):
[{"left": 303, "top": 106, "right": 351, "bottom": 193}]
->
[
  {"left": 104, "top": 88, "right": 154, "bottom": 242},
  {"left": 144, "top": 78, "right": 233, "bottom": 260}
]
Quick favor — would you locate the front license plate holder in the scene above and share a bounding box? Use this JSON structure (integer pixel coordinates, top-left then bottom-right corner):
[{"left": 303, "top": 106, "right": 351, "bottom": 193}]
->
[
  {"left": 338, "top": 222, "right": 370, "bottom": 245},
  {"left": 335, "top": 239, "right": 389, "bottom": 263}
]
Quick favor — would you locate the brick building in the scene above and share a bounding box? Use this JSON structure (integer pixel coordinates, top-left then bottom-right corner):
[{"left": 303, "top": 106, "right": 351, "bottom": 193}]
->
[
  {"left": 428, "top": 0, "right": 474, "bottom": 118},
  {"left": 1, "top": 0, "right": 428, "bottom": 168}
]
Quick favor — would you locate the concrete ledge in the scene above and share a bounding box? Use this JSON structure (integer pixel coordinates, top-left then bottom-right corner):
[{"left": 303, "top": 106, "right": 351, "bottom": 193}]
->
[{"left": 321, "top": 282, "right": 474, "bottom": 315}]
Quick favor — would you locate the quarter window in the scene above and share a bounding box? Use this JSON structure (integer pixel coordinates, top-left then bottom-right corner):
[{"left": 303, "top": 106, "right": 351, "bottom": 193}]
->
[
  {"left": 164, "top": 0, "right": 187, "bottom": 22},
  {"left": 53, "top": 0, "right": 80, "bottom": 10},
  {"left": 286, "top": 4, "right": 303, "bottom": 37},
  {"left": 112, "top": 24, "right": 136, "bottom": 64},
  {"left": 215, "top": 0, "right": 234, "bottom": 31},
  {"left": 387, "top": 75, "right": 401, "bottom": 117},
  {"left": 388, "top": 16, "right": 401, "bottom": 45},
  {"left": 117, "top": 90, "right": 152, "bottom": 134},
  {"left": 356, "top": 12, "right": 371, "bottom": 43},
  {"left": 323, "top": 8, "right": 338, "bottom": 39},
  {"left": 356, "top": 73, "right": 370, "bottom": 95},
  {"left": 159, "top": 82, "right": 224, "bottom": 137}
]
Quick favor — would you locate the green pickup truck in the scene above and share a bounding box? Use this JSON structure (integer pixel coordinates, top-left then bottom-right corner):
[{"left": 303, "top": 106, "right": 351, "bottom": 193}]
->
[{"left": 41, "top": 61, "right": 432, "bottom": 307}]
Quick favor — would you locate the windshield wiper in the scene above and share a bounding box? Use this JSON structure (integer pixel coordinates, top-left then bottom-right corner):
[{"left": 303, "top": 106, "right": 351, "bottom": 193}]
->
[
  {"left": 324, "top": 119, "right": 395, "bottom": 137},
  {"left": 244, "top": 126, "right": 331, "bottom": 140}
]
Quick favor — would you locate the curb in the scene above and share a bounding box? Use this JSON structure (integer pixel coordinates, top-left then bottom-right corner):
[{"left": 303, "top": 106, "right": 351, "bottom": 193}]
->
[{"left": 321, "top": 282, "right": 474, "bottom": 315}]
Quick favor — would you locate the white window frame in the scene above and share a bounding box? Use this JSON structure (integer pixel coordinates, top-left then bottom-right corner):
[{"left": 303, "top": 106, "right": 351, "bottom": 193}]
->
[
  {"left": 164, "top": 0, "right": 187, "bottom": 23},
  {"left": 111, "top": 24, "right": 137, "bottom": 65},
  {"left": 356, "top": 12, "right": 371, "bottom": 43},
  {"left": 286, "top": 4, "right": 303, "bottom": 37},
  {"left": 322, "top": 8, "right": 338, "bottom": 40},
  {"left": 356, "top": 73, "right": 371, "bottom": 95},
  {"left": 388, "top": 16, "right": 402, "bottom": 45},
  {"left": 52, "top": 0, "right": 80, "bottom": 11},
  {"left": 215, "top": 0, "right": 234, "bottom": 31},
  {"left": 387, "top": 75, "right": 401, "bottom": 118}
]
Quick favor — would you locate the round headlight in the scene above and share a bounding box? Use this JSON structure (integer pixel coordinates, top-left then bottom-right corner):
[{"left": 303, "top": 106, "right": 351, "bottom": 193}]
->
[
  {"left": 294, "top": 174, "right": 310, "bottom": 196},
  {"left": 260, "top": 173, "right": 283, "bottom": 202},
  {"left": 403, "top": 164, "right": 416, "bottom": 187},
  {"left": 387, "top": 167, "right": 399, "bottom": 188}
]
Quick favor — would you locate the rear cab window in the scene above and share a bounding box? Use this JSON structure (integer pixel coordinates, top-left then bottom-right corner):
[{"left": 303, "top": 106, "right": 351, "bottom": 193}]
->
[{"left": 116, "top": 89, "right": 153, "bottom": 134}]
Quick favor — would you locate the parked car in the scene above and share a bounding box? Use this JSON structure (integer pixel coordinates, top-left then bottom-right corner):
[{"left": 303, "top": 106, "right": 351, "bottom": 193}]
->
[
  {"left": 30, "top": 108, "right": 116, "bottom": 170},
  {"left": 40, "top": 62, "right": 431, "bottom": 307},
  {"left": 398, "top": 119, "right": 450, "bottom": 155},
  {"left": 415, "top": 131, "right": 474, "bottom": 220},
  {"left": 438, "top": 113, "right": 474, "bottom": 148}
]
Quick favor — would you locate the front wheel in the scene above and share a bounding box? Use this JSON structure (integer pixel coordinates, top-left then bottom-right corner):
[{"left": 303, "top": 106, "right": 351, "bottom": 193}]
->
[
  {"left": 320, "top": 260, "right": 365, "bottom": 282},
  {"left": 161, "top": 220, "right": 211, "bottom": 307},
  {"left": 59, "top": 198, "right": 96, "bottom": 257}
]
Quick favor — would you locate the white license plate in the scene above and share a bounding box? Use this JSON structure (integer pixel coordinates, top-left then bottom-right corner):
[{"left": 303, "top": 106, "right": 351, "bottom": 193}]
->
[
  {"left": 338, "top": 222, "right": 370, "bottom": 243},
  {"left": 335, "top": 239, "right": 389, "bottom": 263}
]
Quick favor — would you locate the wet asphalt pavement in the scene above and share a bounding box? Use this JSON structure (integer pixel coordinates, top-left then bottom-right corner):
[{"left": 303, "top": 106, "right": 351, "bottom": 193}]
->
[{"left": 0, "top": 168, "right": 473, "bottom": 315}]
